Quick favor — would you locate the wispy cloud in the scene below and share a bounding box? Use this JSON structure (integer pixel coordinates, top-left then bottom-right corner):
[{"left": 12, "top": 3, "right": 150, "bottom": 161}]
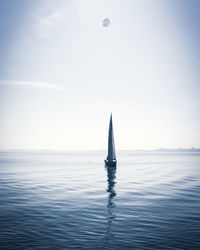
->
[
  {"left": 28, "top": 6, "right": 67, "bottom": 38},
  {"left": 30, "top": 9, "right": 65, "bottom": 27},
  {"left": 0, "top": 80, "right": 64, "bottom": 91}
]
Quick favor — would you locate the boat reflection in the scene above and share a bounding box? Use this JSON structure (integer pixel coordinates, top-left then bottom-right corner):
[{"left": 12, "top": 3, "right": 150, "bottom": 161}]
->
[
  {"left": 105, "top": 165, "right": 117, "bottom": 247},
  {"left": 107, "top": 166, "right": 117, "bottom": 210}
]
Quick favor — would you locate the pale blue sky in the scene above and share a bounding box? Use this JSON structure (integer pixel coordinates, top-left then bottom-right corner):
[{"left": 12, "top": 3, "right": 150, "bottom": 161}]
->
[{"left": 0, "top": 0, "right": 200, "bottom": 150}]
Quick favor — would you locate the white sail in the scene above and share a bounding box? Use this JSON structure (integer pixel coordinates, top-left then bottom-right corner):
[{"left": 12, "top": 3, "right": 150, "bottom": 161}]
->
[{"left": 107, "top": 114, "right": 116, "bottom": 161}]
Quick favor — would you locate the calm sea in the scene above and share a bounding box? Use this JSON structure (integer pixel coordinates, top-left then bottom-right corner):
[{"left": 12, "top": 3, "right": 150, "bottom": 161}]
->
[{"left": 0, "top": 150, "right": 200, "bottom": 250}]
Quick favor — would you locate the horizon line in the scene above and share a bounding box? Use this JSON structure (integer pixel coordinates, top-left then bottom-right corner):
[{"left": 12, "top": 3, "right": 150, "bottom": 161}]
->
[{"left": 0, "top": 147, "right": 200, "bottom": 152}]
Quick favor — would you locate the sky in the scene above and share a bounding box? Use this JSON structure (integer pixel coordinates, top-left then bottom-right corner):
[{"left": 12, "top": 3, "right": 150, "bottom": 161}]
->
[{"left": 0, "top": 0, "right": 200, "bottom": 150}]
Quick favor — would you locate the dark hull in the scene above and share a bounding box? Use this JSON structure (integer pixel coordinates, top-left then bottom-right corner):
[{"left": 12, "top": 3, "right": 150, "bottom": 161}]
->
[{"left": 105, "top": 159, "right": 117, "bottom": 167}]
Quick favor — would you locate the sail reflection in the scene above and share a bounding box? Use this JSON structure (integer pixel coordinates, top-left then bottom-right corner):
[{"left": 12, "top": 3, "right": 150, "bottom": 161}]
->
[
  {"left": 107, "top": 166, "right": 117, "bottom": 208},
  {"left": 105, "top": 165, "right": 117, "bottom": 246}
]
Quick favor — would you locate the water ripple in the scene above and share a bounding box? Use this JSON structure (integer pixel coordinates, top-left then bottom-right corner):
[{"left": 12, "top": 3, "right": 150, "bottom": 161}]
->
[{"left": 0, "top": 151, "right": 200, "bottom": 249}]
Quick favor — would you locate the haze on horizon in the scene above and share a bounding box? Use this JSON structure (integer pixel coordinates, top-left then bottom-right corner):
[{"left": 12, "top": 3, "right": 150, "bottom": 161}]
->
[{"left": 0, "top": 0, "right": 200, "bottom": 150}]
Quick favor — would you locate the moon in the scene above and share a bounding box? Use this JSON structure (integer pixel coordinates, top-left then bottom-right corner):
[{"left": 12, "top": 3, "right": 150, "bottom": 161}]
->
[{"left": 102, "top": 18, "right": 111, "bottom": 27}]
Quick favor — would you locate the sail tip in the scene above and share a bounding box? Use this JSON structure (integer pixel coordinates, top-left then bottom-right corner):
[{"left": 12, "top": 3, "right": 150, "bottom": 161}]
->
[{"left": 110, "top": 113, "right": 113, "bottom": 123}]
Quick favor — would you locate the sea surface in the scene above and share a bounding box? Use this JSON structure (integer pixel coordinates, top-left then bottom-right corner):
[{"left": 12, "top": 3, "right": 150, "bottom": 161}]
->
[{"left": 0, "top": 150, "right": 200, "bottom": 250}]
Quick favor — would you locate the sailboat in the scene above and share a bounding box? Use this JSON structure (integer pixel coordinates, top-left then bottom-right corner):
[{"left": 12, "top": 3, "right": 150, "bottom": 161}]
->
[{"left": 105, "top": 113, "right": 117, "bottom": 167}]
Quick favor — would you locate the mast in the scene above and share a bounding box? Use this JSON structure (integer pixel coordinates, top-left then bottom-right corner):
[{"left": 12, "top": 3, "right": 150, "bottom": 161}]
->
[{"left": 105, "top": 114, "right": 117, "bottom": 166}]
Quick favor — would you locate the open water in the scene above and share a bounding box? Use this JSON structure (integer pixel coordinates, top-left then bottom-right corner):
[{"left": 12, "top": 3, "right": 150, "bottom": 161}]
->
[{"left": 0, "top": 150, "right": 200, "bottom": 249}]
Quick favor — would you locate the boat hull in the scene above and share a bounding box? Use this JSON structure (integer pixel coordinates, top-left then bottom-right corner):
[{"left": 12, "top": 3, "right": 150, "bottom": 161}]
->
[{"left": 105, "top": 159, "right": 117, "bottom": 167}]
